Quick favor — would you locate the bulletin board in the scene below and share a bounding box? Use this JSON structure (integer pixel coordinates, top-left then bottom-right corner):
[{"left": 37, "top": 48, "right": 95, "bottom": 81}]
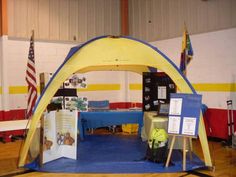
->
[
  {"left": 167, "top": 93, "right": 202, "bottom": 137},
  {"left": 142, "top": 72, "right": 176, "bottom": 112}
]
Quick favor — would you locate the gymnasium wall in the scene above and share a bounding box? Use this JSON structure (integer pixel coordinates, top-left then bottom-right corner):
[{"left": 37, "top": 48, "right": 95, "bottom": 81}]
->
[
  {"left": 0, "top": 27, "right": 236, "bottom": 112},
  {"left": 0, "top": 35, "right": 130, "bottom": 120},
  {"left": 8, "top": 0, "right": 236, "bottom": 43},
  {"left": 0, "top": 28, "right": 236, "bottom": 139},
  {"left": 129, "top": 28, "right": 236, "bottom": 139},
  {"left": 126, "top": 28, "right": 236, "bottom": 110},
  {"left": 151, "top": 28, "right": 236, "bottom": 109}
]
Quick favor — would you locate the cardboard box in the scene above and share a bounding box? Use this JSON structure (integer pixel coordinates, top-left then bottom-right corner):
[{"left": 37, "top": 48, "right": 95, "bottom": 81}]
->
[{"left": 122, "top": 124, "right": 138, "bottom": 134}]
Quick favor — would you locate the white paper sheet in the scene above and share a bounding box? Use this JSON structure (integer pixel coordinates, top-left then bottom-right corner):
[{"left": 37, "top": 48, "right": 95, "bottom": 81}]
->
[
  {"left": 167, "top": 116, "right": 181, "bottom": 134},
  {"left": 181, "top": 117, "right": 197, "bottom": 136},
  {"left": 158, "top": 86, "right": 167, "bottom": 99},
  {"left": 169, "top": 98, "right": 183, "bottom": 115}
]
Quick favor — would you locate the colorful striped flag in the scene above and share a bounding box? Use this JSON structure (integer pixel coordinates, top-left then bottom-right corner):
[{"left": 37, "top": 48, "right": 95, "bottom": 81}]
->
[
  {"left": 26, "top": 31, "right": 37, "bottom": 118},
  {"left": 179, "top": 28, "right": 193, "bottom": 75}
]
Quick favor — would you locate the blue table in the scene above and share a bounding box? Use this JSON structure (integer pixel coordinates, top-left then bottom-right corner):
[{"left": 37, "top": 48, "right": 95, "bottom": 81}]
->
[{"left": 78, "top": 111, "right": 143, "bottom": 140}]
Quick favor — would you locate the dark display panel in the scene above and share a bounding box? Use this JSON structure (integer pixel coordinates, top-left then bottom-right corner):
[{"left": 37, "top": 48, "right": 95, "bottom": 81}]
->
[{"left": 142, "top": 72, "right": 176, "bottom": 112}]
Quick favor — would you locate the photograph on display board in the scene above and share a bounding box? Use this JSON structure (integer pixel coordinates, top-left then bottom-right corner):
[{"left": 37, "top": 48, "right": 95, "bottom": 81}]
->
[{"left": 64, "top": 74, "right": 87, "bottom": 88}]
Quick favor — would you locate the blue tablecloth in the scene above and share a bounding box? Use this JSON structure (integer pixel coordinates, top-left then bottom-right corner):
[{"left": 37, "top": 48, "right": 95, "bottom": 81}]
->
[{"left": 78, "top": 111, "right": 143, "bottom": 140}]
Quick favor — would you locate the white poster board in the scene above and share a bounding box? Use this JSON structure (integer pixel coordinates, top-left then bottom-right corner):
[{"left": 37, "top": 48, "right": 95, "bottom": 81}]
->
[{"left": 43, "top": 110, "right": 78, "bottom": 164}]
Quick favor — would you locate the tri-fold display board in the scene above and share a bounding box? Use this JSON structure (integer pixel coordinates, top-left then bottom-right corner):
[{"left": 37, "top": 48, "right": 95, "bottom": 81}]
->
[{"left": 42, "top": 110, "right": 78, "bottom": 164}]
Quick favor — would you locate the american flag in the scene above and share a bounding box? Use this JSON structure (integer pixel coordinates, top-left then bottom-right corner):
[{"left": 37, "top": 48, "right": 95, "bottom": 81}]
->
[{"left": 26, "top": 32, "right": 37, "bottom": 119}]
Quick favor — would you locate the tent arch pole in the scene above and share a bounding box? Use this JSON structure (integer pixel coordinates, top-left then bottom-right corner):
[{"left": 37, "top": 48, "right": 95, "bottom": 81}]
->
[{"left": 18, "top": 36, "right": 212, "bottom": 168}]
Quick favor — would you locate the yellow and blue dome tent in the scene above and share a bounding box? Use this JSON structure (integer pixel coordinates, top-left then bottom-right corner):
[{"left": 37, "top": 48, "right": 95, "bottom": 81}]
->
[{"left": 18, "top": 35, "right": 212, "bottom": 168}]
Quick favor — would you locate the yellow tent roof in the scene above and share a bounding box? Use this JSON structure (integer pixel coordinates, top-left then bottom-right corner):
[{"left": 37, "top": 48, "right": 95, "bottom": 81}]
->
[{"left": 19, "top": 36, "right": 212, "bottom": 167}]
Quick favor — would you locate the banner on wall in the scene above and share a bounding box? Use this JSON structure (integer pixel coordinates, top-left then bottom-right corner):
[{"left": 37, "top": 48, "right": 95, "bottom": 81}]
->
[
  {"left": 167, "top": 93, "right": 202, "bottom": 137},
  {"left": 43, "top": 110, "right": 78, "bottom": 164}
]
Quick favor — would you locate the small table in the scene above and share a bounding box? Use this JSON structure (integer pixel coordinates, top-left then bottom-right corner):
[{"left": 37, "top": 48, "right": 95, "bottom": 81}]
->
[
  {"left": 78, "top": 111, "right": 143, "bottom": 140},
  {"left": 0, "top": 119, "right": 40, "bottom": 131},
  {"left": 142, "top": 112, "right": 183, "bottom": 149},
  {"left": 142, "top": 112, "right": 168, "bottom": 140}
]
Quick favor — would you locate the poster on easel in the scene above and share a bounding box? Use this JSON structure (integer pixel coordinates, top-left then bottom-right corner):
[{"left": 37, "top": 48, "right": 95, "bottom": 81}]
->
[
  {"left": 167, "top": 93, "right": 202, "bottom": 137},
  {"left": 43, "top": 110, "right": 78, "bottom": 164}
]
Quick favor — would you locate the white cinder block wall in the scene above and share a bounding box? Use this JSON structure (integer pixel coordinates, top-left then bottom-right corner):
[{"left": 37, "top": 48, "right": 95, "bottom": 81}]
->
[
  {"left": 6, "top": 39, "right": 75, "bottom": 110},
  {"left": 150, "top": 28, "right": 236, "bottom": 109},
  {"left": 77, "top": 71, "right": 127, "bottom": 102},
  {"left": 126, "top": 28, "right": 236, "bottom": 109},
  {"left": 1, "top": 28, "right": 236, "bottom": 114},
  {"left": 1, "top": 38, "right": 128, "bottom": 112}
]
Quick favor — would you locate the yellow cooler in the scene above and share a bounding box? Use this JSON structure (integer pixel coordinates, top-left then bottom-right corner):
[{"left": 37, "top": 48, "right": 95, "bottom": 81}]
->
[{"left": 122, "top": 124, "right": 138, "bottom": 134}]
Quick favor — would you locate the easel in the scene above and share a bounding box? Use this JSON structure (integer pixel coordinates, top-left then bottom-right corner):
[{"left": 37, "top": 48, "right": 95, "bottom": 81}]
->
[
  {"left": 165, "top": 93, "right": 202, "bottom": 171},
  {"left": 165, "top": 135, "right": 193, "bottom": 171}
]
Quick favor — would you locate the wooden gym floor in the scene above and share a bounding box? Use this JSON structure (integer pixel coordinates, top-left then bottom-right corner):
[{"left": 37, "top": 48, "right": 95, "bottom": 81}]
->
[{"left": 0, "top": 132, "right": 236, "bottom": 177}]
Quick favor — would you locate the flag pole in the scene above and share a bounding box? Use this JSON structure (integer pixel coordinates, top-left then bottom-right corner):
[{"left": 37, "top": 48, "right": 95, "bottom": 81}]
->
[
  {"left": 31, "top": 30, "right": 34, "bottom": 39},
  {"left": 18, "top": 29, "right": 39, "bottom": 166},
  {"left": 183, "top": 22, "right": 187, "bottom": 76},
  {"left": 184, "top": 22, "right": 187, "bottom": 32}
]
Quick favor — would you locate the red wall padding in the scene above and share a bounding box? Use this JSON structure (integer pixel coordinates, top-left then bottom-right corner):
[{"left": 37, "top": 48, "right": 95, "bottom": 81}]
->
[
  {"left": 0, "top": 109, "right": 26, "bottom": 142},
  {"left": 204, "top": 108, "right": 236, "bottom": 140},
  {"left": 1, "top": 106, "right": 236, "bottom": 141}
]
